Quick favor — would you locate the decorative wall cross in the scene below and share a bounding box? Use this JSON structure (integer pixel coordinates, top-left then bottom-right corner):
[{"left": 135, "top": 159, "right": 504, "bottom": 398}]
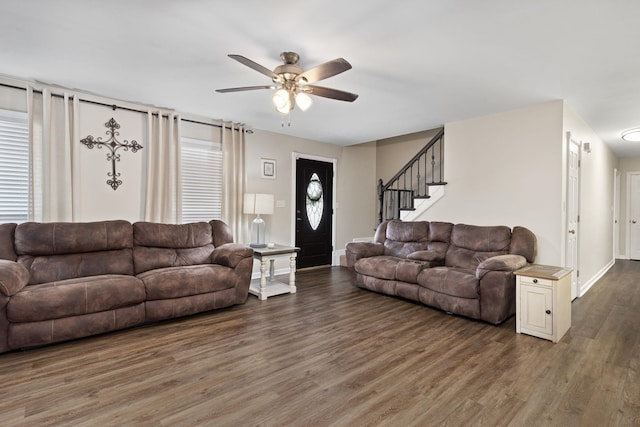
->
[{"left": 80, "top": 118, "right": 143, "bottom": 190}]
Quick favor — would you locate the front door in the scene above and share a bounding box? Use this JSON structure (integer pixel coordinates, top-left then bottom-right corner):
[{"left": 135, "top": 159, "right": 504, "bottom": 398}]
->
[{"left": 295, "top": 158, "right": 333, "bottom": 269}]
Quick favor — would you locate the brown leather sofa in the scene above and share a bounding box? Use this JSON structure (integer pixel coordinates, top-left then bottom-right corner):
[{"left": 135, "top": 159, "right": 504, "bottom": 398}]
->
[
  {"left": 346, "top": 221, "right": 537, "bottom": 324},
  {"left": 0, "top": 219, "right": 253, "bottom": 353}
]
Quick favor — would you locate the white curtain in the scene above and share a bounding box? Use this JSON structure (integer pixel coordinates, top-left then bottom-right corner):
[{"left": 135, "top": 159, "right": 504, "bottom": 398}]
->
[
  {"left": 221, "top": 121, "right": 247, "bottom": 242},
  {"left": 144, "top": 111, "right": 181, "bottom": 223},
  {"left": 27, "top": 87, "right": 80, "bottom": 222}
]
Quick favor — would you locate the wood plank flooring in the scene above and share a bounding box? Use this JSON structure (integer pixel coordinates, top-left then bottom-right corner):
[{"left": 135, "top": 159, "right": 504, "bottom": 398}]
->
[{"left": 1, "top": 262, "right": 639, "bottom": 426}]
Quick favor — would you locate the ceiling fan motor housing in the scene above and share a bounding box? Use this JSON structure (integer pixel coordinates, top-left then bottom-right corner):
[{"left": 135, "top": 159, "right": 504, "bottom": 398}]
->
[{"left": 273, "top": 52, "right": 304, "bottom": 83}]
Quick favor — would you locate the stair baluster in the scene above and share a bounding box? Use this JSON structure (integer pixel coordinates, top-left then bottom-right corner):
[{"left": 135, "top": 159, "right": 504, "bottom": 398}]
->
[{"left": 378, "top": 128, "right": 446, "bottom": 222}]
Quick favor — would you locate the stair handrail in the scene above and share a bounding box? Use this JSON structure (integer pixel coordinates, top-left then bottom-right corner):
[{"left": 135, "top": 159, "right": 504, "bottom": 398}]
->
[{"left": 378, "top": 128, "right": 445, "bottom": 223}]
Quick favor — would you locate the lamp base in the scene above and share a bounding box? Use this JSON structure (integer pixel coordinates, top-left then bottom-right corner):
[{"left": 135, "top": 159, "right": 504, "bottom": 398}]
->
[{"left": 249, "top": 216, "right": 266, "bottom": 248}]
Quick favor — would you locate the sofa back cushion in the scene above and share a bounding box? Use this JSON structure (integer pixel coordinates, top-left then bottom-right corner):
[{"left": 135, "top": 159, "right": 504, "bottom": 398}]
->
[
  {"left": 427, "top": 221, "right": 453, "bottom": 253},
  {"left": 509, "top": 226, "right": 537, "bottom": 263},
  {"left": 210, "top": 220, "right": 234, "bottom": 247},
  {"left": 383, "top": 221, "right": 430, "bottom": 258},
  {"left": 0, "top": 223, "right": 17, "bottom": 261},
  {"left": 133, "top": 221, "right": 214, "bottom": 274},
  {"left": 445, "top": 224, "right": 511, "bottom": 270},
  {"left": 14, "top": 221, "right": 134, "bottom": 285}
]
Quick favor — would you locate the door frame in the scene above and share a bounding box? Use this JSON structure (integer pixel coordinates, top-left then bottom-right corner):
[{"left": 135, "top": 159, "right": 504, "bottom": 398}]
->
[
  {"left": 291, "top": 152, "right": 338, "bottom": 265},
  {"left": 565, "top": 132, "right": 581, "bottom": 300},
  {"left": 614, "top": 168, "right": 620, "bottom": 259},
  {"left": 625, "top": 171, "right": 640, "bottom": 259}
]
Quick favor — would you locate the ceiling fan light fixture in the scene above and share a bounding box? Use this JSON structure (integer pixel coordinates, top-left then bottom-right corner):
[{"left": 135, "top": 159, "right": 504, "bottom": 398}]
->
[
  {"left": 295, "top": 92, "right": 313, "bottom": 111},
  {"left": 622, "top": 128, "right": 640, "bottom": 142},
  {"left": 272, "top": 88, "right": 293, "bottom": 113}
]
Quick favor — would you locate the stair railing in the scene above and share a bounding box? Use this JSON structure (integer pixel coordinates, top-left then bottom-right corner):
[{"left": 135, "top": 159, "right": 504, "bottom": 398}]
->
[{"left": 378, "top": 128, "right": 446, "bottom": 223}]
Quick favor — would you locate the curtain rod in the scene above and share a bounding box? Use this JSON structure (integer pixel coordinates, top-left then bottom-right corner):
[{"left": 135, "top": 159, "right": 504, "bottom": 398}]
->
[{"left": 0, "top": 82, "right": 249, "bottom": 132}]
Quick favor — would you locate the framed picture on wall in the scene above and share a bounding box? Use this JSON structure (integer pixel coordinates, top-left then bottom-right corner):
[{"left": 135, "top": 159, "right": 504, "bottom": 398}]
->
[{"left": 261, "top": 158, "right": 277, "bottom": 179}]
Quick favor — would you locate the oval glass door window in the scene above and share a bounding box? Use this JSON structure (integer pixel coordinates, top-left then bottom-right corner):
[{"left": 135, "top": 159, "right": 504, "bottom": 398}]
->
[{"left": 306, "top": 173, "right": 323, "bottom": 230}]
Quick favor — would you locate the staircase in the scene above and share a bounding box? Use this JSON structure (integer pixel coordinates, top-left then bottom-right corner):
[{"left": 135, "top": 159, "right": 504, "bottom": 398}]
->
[{"left": 378, "top": 128, "right": 446, "bottom": 222}]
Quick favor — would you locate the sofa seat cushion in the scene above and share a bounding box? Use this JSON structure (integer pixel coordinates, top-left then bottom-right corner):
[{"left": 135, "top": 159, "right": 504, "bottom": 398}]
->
[
  {"left": 354, "top": 256, "right": 402, "bottom": 281},
  {"left": 355, "top": 256, "right": 433, "bottom": 284},
  {"left": 7, "top": 275, "right": 145, "bottom": 322},
  {"left": 416, "top": 267, "right": 479, "bottom": 299},
  {"left": 139, "top": 264, "right": 235, "bottom": 300}
]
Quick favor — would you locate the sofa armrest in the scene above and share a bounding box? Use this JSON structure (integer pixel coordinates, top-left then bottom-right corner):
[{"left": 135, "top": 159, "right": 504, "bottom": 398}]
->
[
  {"left": 211, "top": 243, "right": 254, "bottom": 269},
  {"left": 476, "top": 254, "right": 527, "bottom": 280},
  {"left": 407, "top": 250, "right": 445, "bottom": 264},
  {"left": 0, "top": 260, "right": 30, "bottom": 297},
  {"left": 345, "top": 242, "right": 384, "bottom": 268}
]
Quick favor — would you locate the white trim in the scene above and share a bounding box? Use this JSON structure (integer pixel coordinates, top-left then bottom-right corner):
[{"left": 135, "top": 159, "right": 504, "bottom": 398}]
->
[
  {"left": 291, "top": 152, "right": 338, "bottom": 265},
  {"left": 251, "top": 268, "right": 290, "bottom": 280},
  {"left": 614, "top": 168, "right": 621, "bottom": 259},
  {"left": 578, "top": 258, "right": 614, "bottom": 297},
  {"left": 624, "top": 171, "right": 640, "bottom": 259},
  {"left": 565, "top": 133, "right": 581, "bottom": 300}
]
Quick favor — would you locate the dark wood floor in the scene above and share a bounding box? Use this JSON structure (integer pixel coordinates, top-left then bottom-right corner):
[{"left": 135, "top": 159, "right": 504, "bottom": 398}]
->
[{"left": 1, "top": 262, "right": 639, "bottom": 426}]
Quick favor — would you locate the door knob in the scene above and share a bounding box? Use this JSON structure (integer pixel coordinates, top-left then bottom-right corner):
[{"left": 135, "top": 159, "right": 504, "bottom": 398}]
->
[
  {"left": 633, "top": 220, "right": 637, "bottom": 224},
  {"left": 545, "top": 310, "right": 551, "bottom": 315},
  {"left": 568, "top": 229, "right": 575, "bottom": 234}
]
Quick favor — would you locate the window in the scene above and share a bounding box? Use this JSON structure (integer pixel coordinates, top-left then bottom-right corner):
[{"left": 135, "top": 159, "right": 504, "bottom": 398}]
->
[
  {"left": 180, "top": 137, "right": 223, "bottom": 223},
  {"left": 0, "top": 110, "right": 29, "bottom": 223}
]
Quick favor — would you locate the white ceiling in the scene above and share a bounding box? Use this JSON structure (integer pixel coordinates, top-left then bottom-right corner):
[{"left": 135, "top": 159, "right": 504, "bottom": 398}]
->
[{"left": 2, "top": 1, "right": 640, "bottom": 156}]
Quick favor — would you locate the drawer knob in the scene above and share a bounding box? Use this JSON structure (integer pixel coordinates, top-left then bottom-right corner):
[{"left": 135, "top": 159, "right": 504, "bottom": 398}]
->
[
  {"left": 545, "top": 309, "right": 551, "bottom": 315},
  {"left": 533, "top": 279, "right": 538, "bottom": 284}
]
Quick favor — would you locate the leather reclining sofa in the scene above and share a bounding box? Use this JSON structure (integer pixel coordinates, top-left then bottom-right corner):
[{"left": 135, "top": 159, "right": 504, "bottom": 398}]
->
[
  {"left": 0, "top": 219, "right": 253, "bottom": 353},
  {"left": 346, "top": 220, "right": 537, "bottom": 324}
]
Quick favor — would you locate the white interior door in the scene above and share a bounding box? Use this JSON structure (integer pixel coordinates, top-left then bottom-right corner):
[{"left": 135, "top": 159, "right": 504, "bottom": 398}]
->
[
  {"left": 628, "top": 173, "right": 640, "bottom": 260},
  {"left": 614, "top": 169, "right": 620, "bottom": 259},
  {"left": 566, "top": 137, "right": 580, "bottom": 300}
]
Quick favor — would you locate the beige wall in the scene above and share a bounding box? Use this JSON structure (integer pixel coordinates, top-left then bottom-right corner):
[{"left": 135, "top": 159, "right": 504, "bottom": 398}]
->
[
  {"left": 376, "top": 128, "right": 442, "bottom": 184},
  {"left": 425, "top": 101, "right": 565, "bottom": 265},
  {"left": 562, "top": 103, "right": 618, "bottom": 292},
  {"left": 0, "top": 75, "right": 622, "bottom": 286},
  {"left": 245, "top": 129, "right": 377, "bottom": 259},
  {"left": 371, "top": 100, "right": 619, "bottom": 295}
]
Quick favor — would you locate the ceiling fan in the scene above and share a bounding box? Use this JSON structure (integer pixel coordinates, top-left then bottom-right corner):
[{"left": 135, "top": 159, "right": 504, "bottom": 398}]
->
[{"left": 216, "top": 52, "right": 358, "bottom": 114}]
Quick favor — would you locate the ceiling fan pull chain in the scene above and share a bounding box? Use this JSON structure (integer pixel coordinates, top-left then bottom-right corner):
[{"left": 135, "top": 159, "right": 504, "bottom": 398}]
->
[{"left": 281, "top": 112, "right": 292, "bottom": 127}]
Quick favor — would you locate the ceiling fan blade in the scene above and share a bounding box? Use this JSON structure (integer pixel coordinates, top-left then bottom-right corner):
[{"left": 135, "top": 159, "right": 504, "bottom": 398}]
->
[
  {"left": 216, "top": 85, "right": 276, "bottom": 93},
  {"left": 297, "top": 58, "right": 352, "bottom": 83},
  {"left": 307, "top": 85, "right": 359, "bottom": 102},
  {"left": 228, "top": 54, "right": 279, "bottom": 80}
]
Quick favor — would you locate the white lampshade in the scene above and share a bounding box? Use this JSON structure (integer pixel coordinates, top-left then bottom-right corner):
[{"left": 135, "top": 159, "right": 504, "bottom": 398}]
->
[
  {"left": 295, "top": 92, "right": 313, "bottom": 111},
  {"left": 244, "top": 193, "right": 274, "bottom": 215},
  {"left": 272, "top": 89, "right": 293, "bottom": 114}
]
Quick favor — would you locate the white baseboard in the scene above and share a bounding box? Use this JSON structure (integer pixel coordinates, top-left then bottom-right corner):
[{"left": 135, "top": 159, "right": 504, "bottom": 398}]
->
[{"left": 578, "top": 258, "right": 615, "bottom": 297}]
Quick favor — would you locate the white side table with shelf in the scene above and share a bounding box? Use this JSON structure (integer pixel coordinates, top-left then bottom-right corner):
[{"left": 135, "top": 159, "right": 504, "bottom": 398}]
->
[
  {"left": 249, "top": 244, "right": 300, "bottom": 300},
  {"left": 515, "top": 264, "right": 572, "bottom": 343}
]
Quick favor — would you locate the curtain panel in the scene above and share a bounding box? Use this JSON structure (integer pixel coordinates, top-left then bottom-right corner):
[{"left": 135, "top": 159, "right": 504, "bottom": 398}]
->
[
  {"left": 221, "top": 121, "right": 247, "bottom": 243},
  {"left": 27, "top": 87, "right": 80, "bottom": 222},
  {"left": 144, "top": 111, "right": 181, "bottom": 223}
]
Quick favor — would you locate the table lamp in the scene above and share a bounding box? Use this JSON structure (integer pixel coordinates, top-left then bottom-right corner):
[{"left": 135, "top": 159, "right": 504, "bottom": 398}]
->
[{"left": 244, "top": 193, "right": 274, "bottom": 248}]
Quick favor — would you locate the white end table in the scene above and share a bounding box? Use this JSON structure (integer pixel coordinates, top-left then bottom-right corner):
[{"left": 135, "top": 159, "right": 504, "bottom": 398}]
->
[
  {"left": 249, "top": 244, "right": 300, "bottom": 300},
  {"left": 515, "top": 264, "right": 572, "bottom": 343}
]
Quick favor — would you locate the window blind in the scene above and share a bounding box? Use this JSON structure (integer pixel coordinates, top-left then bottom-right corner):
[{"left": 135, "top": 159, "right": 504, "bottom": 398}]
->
[
  {"left": 0, "top": 110, "right": 29, "bottom": 223},
  {"left": 180, "top": 137, "right": 223, "bottom": 223}
]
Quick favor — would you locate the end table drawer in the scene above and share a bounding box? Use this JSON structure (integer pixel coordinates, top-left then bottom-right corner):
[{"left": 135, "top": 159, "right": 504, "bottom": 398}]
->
[{"left": 519, "top": 276, "right": 552, "bottom": 287}]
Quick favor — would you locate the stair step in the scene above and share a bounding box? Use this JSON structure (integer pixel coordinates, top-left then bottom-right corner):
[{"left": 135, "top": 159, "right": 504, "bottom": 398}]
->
[
  {"left": 414, "top": 195, "right": 431, "bottom": 200},
  {"left": 399, "top": 207, "right": 416, "bottom": 211},
  {"left": 427, "top": 181, "right": 448, "bottom": 186}
]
